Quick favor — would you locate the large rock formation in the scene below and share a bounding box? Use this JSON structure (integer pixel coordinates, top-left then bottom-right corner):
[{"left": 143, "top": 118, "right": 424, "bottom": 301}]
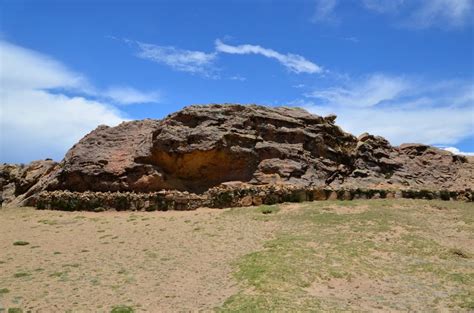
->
[{"left": 2, "top": 104, "right": 473, "bottom": 207}]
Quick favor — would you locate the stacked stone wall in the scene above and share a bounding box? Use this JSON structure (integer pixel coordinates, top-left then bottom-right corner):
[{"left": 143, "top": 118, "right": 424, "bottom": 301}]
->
[{"left": 35, "top": 186, "right": 473, "bottom": 211}]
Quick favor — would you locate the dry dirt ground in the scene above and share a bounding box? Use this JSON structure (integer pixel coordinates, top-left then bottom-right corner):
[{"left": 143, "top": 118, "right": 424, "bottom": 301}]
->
[{"left": 0, "top": 199, "right": 473, "bottom": 312}]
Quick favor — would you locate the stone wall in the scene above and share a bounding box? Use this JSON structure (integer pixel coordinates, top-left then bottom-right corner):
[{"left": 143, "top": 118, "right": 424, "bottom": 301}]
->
[
  {"left": 36, "top": 190, "right": 207, "bottom": 211},
  {"left": 35, "top": 185, "right": 473, "bottom": 212}
]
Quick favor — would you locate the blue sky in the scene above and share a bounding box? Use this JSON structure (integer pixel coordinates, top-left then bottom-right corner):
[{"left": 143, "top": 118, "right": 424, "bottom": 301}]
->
[{"left": 1, "top": 0, "right": 473, "bottom": 163}]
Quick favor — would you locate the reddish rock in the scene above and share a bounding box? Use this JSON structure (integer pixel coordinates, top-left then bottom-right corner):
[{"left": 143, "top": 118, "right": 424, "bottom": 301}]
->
[
  {"left": 1, "top": 160, "right": 58, "bottom": 206},
  {"left": 2, "top": 104, "right": 473, "bottom": 207},
  {"left": 328, "top": 191, "right": 338, "bottom": 200},
  {"left": 45, "top": 104, "right": 359, "bottom": 193},
  {"left": 239, "top": 195, "right": 253, "bottom": 207}
]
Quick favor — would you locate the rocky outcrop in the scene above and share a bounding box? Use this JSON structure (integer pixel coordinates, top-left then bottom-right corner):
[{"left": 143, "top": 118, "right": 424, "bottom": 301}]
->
[
  {"left": 2, "top": 104, "right": 473, "bottom": 208},
  {"left": 341, "top": 138, "right": 473, "bottom": 191},
  {"left": 0, "top": 160, "right": 58, "bottom": 206},
  {"left": 45, "top": 119, "right": 163, "bottom": 193},
  {"left": 46, "top": 104, "right": 359, "bottom": 194}
]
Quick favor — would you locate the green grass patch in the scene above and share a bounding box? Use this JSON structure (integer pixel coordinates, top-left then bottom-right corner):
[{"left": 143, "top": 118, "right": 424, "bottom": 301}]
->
[
  {"left": 219, "top": 292, "right": 321, "bottom": 312},
  {"left": 38, "top": 219, "right": 58, "bottom": 225},
  {"left": 110, "top": 305, "right": 134, "bottom": 313},
  {"left": 218, "top": 200, "right": 474, "bottom": 311},
  {"left": 49, "top": 271, "right": 69, "bottom": 281},
  {"left": 236, "top": 236, "right": 309, "bottom": 290},
  {"left": 450, "top": 291, "right": 474, "bottom": 309},
  {"left": 257, "top": 205, "right": 280, "bottom": 215},
  {"left": 13, "top": 241, "right": 29, "bottom": 246},
  {"left": 13, "top": 271, "right": 30, "bottom": 278}
]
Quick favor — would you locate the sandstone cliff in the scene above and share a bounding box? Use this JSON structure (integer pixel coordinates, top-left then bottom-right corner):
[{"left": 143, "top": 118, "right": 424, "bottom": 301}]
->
[{"left": 1, "top": 104, "right": 473, "bottom": 207}]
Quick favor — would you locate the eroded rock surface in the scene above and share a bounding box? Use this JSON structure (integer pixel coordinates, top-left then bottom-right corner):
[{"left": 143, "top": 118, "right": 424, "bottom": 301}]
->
[
  {"left": 1, "top": 160, "right": 58, "bottom": 206},
  {"left": 2, "top": 104, "right": 473, "bottom": 207},
  {"left": 48, "top": 104, "right": 361, "bottom": 193}
]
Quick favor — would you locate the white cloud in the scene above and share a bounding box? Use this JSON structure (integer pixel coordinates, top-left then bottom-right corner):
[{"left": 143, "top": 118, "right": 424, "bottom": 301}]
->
[
  {"left": 1, "top": 89, "right": 126, "bottom": 162},
  {"left": 312, "top": 0, "right": 339, "bottom": 24},
  {"left": 1, "top": 41, "right": 88, "bottom": 91},
  {"left": 307, "top": 74, "right": 409, "bottom": 107},
  {"left": 406, "top": 0, "right": 474, "bottom": 29},
  {"left": 361, "top": 0, "right": 405, "bottom": 13},
  {"left": 0, "top": 40, "right": 128, "bottom": 163},
  {"left": 136, "top": 42, "right": 217, "bottom": 76},
  {"left": 228, "top": 75, "right": 246, "bottom": 81},
  {"left": 215, "top": 39, "right": 322, "bottom": 74},
  {"left": 314, "top": 0, "right": 473, "bottom": 29},
  {"left": 300, "top": 74, "right": 474, "bottom": 146},
  {"left": 103, "top": 87, "right": 161, "bottom": 105},
  {"left": 293, "top": 84, "right": 306, "bottom": 89},
  {"left": 442, "top": 147, "right": 474, "bottom": 156},
  {"left": 127, "top": 38, "right": 321, "bottom": 76}
]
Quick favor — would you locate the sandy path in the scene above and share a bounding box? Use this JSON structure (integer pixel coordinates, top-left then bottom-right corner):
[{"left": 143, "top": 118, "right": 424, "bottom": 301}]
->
[{"left": 0, "top": 207, "right": 276, "bottom": 312}]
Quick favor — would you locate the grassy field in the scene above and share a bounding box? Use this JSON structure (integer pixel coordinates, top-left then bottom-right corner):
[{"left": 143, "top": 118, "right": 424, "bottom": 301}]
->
[{"left": 0, "top": 199, "right": 473, "bottom": 312}]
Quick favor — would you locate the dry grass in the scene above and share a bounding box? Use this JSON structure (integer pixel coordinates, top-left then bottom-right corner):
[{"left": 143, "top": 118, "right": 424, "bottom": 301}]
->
[
  {"left": 0, "top": 207, "right": 276, "bottom": 312},
  {"left": 0, "top": 199, "right": 473, "bottom": 312}
]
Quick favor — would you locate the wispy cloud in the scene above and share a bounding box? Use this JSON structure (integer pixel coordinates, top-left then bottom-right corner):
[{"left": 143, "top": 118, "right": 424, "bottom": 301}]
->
[
  {"left": 313, "top": 0, "right": 474, "bottom": 29},
  {"left": 312, "top": 0, "right": 339, "bottom": 24},
  {"left": 0, "top": 40, "right": 135, "bottom": 162},
  {"left": 342, "top": 36, "right": 360, "bottom": 43},
  {"left": 215, "top": 39, "right": 323, "bottom": 74},
  {"left": 298, "top": 74, "right": 474, "bottom": 146},
  {"left": 103, "top": 87, "right": 161, "bottom": 105},
  {"left": 228, "top": 75, "right": 247, "bottom": 81},
  {"left": 405, "top": 0, "right": 474, "bottom": 29},
  {"left": 361, "top": 0, "right": 405, "bottom": 13},
  {"left": 136, "top": 42, "right": 217, "bottom": 77},
  {"left": 123, "top": 37, "right": 321, "bottom": 76},
  {"left": 306, "top": 74, "right": 409, "bottom": 107}
]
